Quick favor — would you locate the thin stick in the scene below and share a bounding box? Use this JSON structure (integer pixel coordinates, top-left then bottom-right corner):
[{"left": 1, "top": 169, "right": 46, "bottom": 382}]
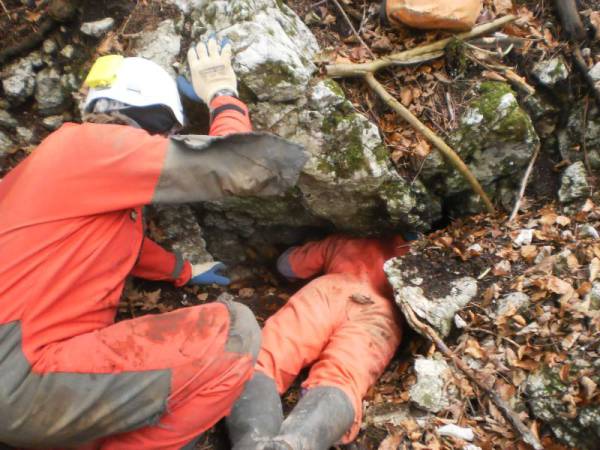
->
[
  {"left": 330, "top": 0, "right": 375, "bottom": 59},
  {"left": 365, "top": 73, "right": 495, "bottom": 214},
  {"left": 572, "top": 46, "right": 600, "bottom": 109},
  {"left": 397, "top": 295, "right": 544, "bottom": 450},
  {"left": 552, "top": 0, "right": 586, "bottom": 41},
  {"left": 508, "top": 143, "right": 540, "bottom": 222},
  {"left": 326, "top": 15, "right": 516, "bottom": 78},
  {"left": 0, "top": 0, "right": 11, "bottom": 21}
]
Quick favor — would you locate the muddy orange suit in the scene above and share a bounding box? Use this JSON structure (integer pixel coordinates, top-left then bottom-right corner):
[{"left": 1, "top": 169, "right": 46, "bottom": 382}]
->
[
  {"left": 256, "top": 235, "right": 409, "bottom": 443},
  {"left": 0, "top": 97, "right": 307, "bottom": 450}
]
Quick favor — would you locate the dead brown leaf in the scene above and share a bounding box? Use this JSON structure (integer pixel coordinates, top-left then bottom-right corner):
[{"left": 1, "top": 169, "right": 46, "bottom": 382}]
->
[
  {"left": 378, "top": 433, "right": 403, "bottom": 450},
  {"left": 494, "top": 0, "right": 513, "bottom": 14}
]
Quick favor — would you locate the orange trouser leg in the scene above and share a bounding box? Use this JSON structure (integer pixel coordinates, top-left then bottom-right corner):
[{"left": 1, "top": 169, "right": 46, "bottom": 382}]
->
[
  {"left": 303, "top": 289, "right": 402, "bottom": 443},
  {"left": 256, "top": 274, "right": 402, "bottom": 444},
  {"left": 256, "top": 275, "right": 348, "bottom": 393},
  {"left": 25, "top": 302, "right": 258, "bottom": 450}
]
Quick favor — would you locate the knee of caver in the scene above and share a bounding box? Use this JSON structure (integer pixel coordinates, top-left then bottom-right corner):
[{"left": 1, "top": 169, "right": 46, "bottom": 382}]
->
[{"left": 223, "top": 301, "right": 261, "bottom": 361}]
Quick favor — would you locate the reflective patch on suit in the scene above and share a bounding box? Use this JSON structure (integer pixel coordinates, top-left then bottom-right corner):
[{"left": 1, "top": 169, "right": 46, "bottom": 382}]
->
[{"left": 0, "top": 322, "right": 171, "bottom": 448}]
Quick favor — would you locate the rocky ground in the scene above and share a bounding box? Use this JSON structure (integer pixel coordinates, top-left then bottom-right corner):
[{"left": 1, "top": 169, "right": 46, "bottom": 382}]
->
[{"left": 1, "top": 0, "right": 600, "bottom": 449}]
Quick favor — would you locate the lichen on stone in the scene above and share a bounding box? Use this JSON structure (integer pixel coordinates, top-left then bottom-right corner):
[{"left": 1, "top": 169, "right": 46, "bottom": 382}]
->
[{"left": 421, "top": 81, "right": 539, "bottom": 215}]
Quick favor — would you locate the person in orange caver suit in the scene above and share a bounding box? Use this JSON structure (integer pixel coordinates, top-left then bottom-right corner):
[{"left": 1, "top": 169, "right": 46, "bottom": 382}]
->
[
  {"left": 0, "top": 37, "right": 307, "bottom": 450},
  {"left": 227, "top": 235, "right": 411, "bottom": 450}
]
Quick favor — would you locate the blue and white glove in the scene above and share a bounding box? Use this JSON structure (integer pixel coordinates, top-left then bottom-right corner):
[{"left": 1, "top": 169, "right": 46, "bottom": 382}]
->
[
  {"left": 189, "top": 262, "right": 231, "bottom": 286},
  {"left": 276, "top": 247, "right": 299, "bottom": 280}
]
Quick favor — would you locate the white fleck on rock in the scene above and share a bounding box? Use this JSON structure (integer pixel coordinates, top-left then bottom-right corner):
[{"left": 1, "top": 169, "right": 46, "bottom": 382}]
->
[
  {"left": 42, "top": 115, "right": 64, "bottom": 131},
  {"left": 0, "top": 110, "right": 18, "bottom": 129},
  {"left": 498, "top": 92, "right": 517, "bottom": 111},
  {"left": 60, "top": 44, "right": 76, "bottom": 59},
  {"left": 586, "top": 281, "right": 600, "bottom": 310},
  {"left": 496, "top": 292, "right": 530, "bottom": 317},
  {"left": 134, "top": 19, "right": 181, "bottom": 76},
  {"left": 308, "top": 80, "right": 345, "bottom": 110},
  {"left": 43, "top": 39, "right": 57, "bottom": 54},
  {"left": 437, "top": 424, "right": 475, "bottom": 441},
  {"left": 513, "top": 229, "right": 534, "bottom": 247},
  {"left": 454, "top": 314, "right": 467, "bottom": 328},
  {"left": 0, "top": 130, "right": 14, "bottom": 156},
  {"left": 461, "top": 108, "right": 484, "bottom": 125},
  {"left": 410, "top": 357, "right": 451, "bottom": 412},
  {"left": 559, "top": 161, "right": 589, "bottom": 204},
  {"left": 35, "top": 67, "right": 67, "bottom": 116},
  {"left": 1, "top": 54, "right": 37, "bottom": 105},
  {"left": 16, "top": 126, "right": 34, "bottom": 144},
  {"left": 166, "top": 0, "right": 204, "bottom": 13},
  {"left": 467, "top": 243, "right": 482, "bottom": 253},
  {"left": 533, "top": 57, "right": 569, "bottom": 87},
  {"left": 80, "top": 17, "right": 115, "bottom": 38},
  {"left": 589, "top": 62, "right": 600, "bottom": 82},
  {"left": 463, "top": 445, "right": 482, "bottom": 450},
  {"left": 580, "top": 224, "right": 600, "bottom": 240},
  {"left": 534, "top": 246, "right": 553, "bottom": 264}
]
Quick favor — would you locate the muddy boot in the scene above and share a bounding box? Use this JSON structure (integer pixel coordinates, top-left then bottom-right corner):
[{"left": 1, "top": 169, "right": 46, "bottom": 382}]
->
[
  {"left": 227, "top": 372, "right": 284, "bottom": 450},
  {"left": 258, "top": 386, "right": 355, "bottom": 450}
]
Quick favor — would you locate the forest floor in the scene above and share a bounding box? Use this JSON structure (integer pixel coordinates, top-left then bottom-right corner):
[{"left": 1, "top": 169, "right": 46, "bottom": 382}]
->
[{"left": 1, "top": 0, "right": 599, "bottom": 449}]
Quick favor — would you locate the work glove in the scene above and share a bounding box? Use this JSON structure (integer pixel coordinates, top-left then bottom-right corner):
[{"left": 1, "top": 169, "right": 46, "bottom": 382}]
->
[
  {"left": 187, "top": 36, "right": 238, "bottom": 104},
  {"left": 188, "top": 261, "right": 231, "bottom": 286}
]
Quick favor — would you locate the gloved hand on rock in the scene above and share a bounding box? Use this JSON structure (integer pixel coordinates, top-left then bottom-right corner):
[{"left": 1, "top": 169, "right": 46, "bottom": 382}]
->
[
  {"left": 189, "top": 261, "right": 231, "bottom": 286},
  {"left": 187, "top": 35, "right": 238, "bottom": 104}
]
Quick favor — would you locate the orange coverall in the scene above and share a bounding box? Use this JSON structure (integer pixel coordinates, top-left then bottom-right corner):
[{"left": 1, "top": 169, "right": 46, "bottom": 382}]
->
[
  {"left": 257, "top": 235, "right": 409, "bottom": 443},
  {"left": 0, "top": 97, "right": 261, "bottom": 450}
]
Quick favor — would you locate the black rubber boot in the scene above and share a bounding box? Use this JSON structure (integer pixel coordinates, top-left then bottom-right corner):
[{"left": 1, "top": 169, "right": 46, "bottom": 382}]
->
[
  {"left": 258, "top": 386, "right": 355, "bottom": 450},
  {"left": 227, "top": 373, "right": 284, "bottom": 450}
]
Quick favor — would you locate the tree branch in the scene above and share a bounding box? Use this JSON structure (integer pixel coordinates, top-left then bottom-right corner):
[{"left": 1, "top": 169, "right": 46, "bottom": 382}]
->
[
  {"left": 323, "top": 16, "right": 518, "bottom": 214},
  {"left": 396, "top": 295, "right": 544, "bottom": 450},
  {"left": 326, "top": 15, "right": 516, "bottom": 78},
  {"left": 552, "top": 0, "right": 586, "bottom": 42},
  {"left": 330, "top": 0, "right": 375, "bottom": 59},
  {"left": 508, "top": 142, "right": 540, "bottom": 222},
  {"left": 365, "top": 73, "right": 495, "bottom": 213}
]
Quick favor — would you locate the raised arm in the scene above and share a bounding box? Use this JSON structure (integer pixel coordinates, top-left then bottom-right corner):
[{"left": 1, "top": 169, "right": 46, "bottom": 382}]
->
[{"left": 277, "top": 236, "right": 346, "bottom": 280}]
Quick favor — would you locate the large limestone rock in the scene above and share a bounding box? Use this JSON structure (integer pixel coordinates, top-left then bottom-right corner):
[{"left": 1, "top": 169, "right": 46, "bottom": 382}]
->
[
  {"left": 174, "top": 0, "right": 441, "bottom": 253},
  {"left": 188, "top": 0, "right": 318, "bottom": 102},
  {"left": 421, "top": 81, "right": 539, "bottom": 215}
]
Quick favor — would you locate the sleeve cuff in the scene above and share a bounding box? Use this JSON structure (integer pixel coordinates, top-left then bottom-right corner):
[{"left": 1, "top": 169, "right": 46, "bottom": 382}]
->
[{"left": 174, "top": 259, "right": 192, "bottom": 287}]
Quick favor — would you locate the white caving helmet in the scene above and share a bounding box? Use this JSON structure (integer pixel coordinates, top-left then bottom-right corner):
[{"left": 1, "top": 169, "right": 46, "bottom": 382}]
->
[{"left": 82, "top": 55, "right": 185, "bottom": 131}]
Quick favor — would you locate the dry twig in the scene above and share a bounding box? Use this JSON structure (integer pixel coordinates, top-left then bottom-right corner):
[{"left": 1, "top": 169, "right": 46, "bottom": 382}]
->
[
  {"left": 0, "top": 0, "right": 11, "bottom": 22},
  {"left": 326, "top": 15, "right": 516, "bottom": 77},
  {"left": 509, "top": 142, "right": 541, "bottom": 222},
  {"left": 329, "top": 0, "right": 374, "bottom": 59},
  {"left": 552, "top": 0, "right": 586, "bottom": 42},
  {"left": 572, "top": 46, "right": 600, "bottom": 109},
  {"left": 396, "top": 295, "right": 544, "bottom": 450},
  {"left": 325, "top": 16, "right": 518, "bottom": 214},
  {"left": 365, "top": 72, "right": 495, "bottom": 213}
]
